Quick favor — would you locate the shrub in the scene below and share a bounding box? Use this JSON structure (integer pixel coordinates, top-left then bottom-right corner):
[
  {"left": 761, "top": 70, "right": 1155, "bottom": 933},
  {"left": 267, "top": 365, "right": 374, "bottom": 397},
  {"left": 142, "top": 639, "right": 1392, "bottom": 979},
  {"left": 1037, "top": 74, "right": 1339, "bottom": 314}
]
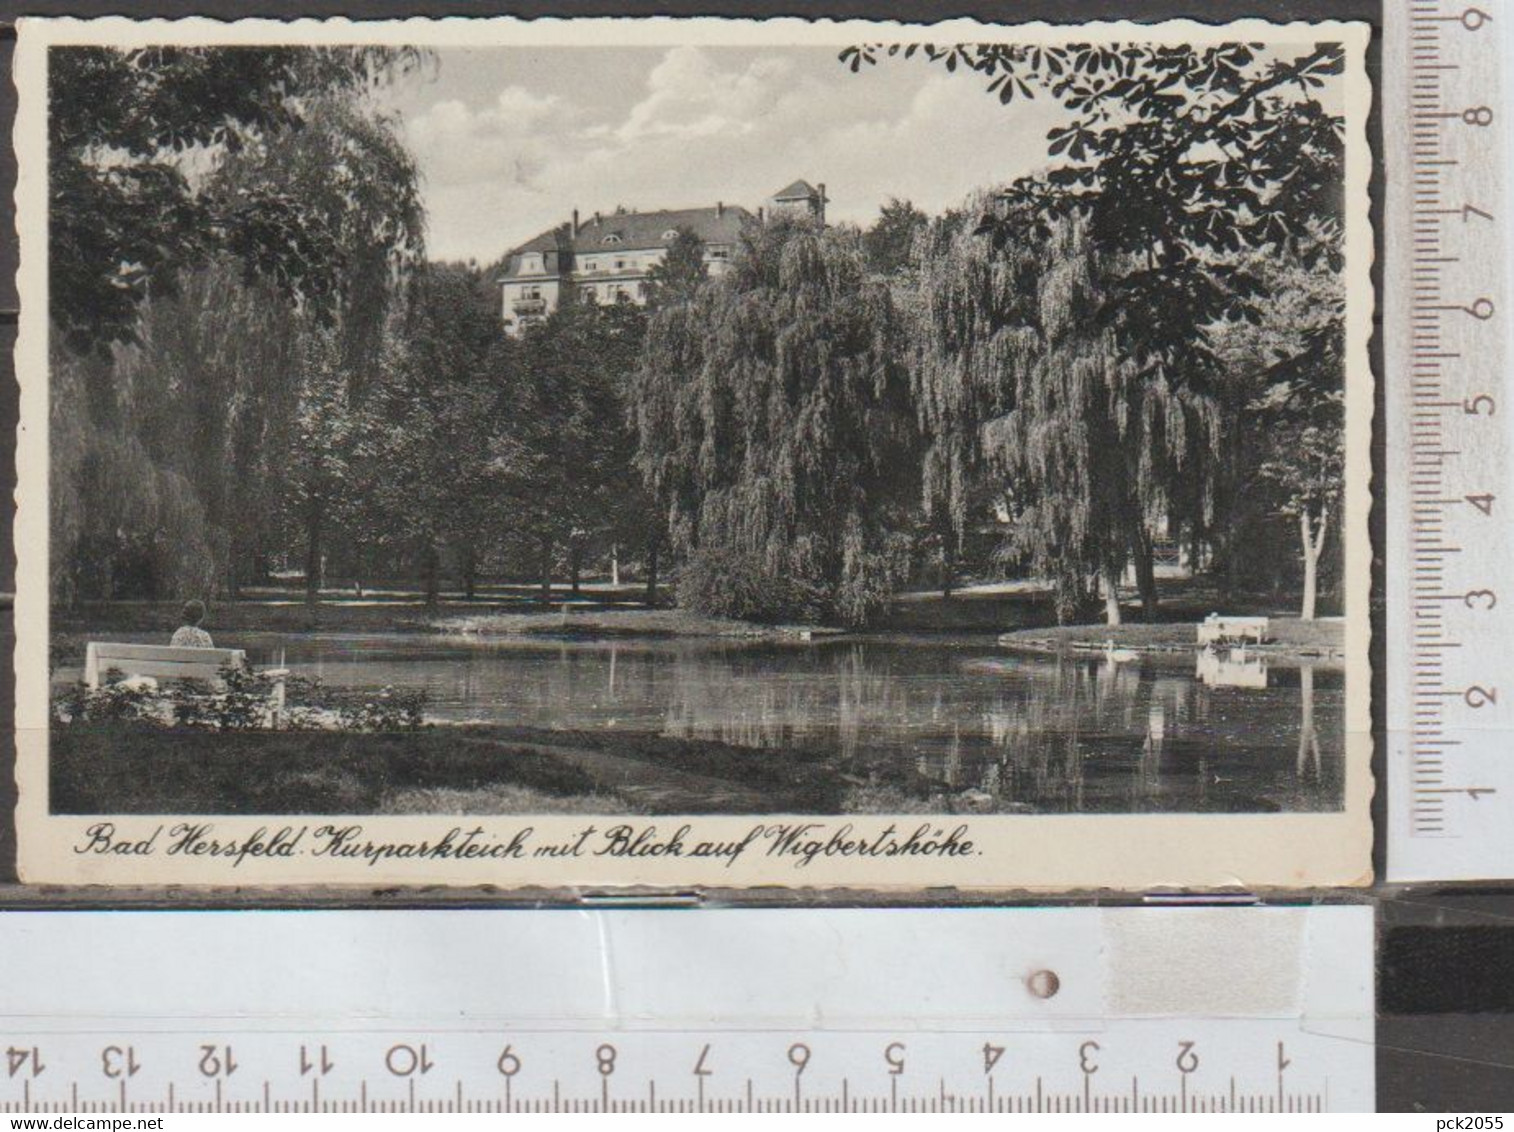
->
[
  {"left": 677, "top": 547, "right": 829, "bottom": 624},
  {"left": 52, "top": 667, "right": 428, "bottom": 734}
]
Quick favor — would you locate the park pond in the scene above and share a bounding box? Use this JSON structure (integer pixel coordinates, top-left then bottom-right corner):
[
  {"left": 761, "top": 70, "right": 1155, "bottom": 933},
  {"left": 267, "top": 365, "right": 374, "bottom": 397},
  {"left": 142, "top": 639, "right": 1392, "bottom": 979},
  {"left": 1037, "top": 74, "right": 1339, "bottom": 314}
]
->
[{"left": 59, "top": 630, "right": 1345, "bottom": 815}]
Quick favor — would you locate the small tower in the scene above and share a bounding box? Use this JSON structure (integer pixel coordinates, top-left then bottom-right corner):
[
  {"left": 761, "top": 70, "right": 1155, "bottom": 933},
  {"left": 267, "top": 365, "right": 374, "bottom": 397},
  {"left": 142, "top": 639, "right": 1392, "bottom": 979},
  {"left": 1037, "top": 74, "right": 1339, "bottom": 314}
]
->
[{"left": 767, "top": 179, "right": 827, "bottom": 226}]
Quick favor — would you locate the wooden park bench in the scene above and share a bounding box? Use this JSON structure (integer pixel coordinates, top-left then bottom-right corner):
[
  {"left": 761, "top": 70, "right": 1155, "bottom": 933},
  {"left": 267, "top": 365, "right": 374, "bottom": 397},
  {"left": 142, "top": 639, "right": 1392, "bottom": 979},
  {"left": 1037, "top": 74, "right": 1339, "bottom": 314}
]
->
[
  {"left": 83, "top": 643, "right": 286, "bottom": 726},
  {"left": 1196, "top": 614, "right": 1271, "bottom": 647}
]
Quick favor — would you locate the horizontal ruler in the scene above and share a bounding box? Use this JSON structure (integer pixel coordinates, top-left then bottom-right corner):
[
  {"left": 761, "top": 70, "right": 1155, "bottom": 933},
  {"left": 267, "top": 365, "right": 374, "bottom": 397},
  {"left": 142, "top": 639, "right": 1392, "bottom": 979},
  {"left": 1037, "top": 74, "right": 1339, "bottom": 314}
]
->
[
  {"left": 0, "top": 908, "right": 1375, "bottom": 1113},
  {"left": 1387, "top": 0, "right": 1514, "bottom": 879}
]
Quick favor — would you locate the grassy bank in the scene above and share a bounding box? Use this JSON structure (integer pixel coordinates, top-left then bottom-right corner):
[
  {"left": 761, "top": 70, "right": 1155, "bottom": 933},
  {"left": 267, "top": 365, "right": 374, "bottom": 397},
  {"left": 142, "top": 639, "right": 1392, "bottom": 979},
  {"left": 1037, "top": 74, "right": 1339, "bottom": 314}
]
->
[
  {"left": 54, "top": 576, "right": 1333, "bottom": 656},
  {"left": 431, "top": 607, "right": 836, "bottom": 640},
  {"left": 50, "top": 599, "right": 820, "bottom": 663},
  {"left": 998, "top": 616, "right": 1345, "bottom": 664},
  {"left": 51, "top": 721, "right": 854, "bottom": 815}
]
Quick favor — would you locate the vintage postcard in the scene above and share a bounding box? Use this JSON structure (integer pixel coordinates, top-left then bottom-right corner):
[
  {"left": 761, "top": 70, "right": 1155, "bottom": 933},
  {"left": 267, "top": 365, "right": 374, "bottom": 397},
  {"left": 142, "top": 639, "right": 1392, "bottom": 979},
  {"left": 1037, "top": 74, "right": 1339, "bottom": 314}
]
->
[{"left": 14, "top": 15, "right": 1373, "bottom": 890}]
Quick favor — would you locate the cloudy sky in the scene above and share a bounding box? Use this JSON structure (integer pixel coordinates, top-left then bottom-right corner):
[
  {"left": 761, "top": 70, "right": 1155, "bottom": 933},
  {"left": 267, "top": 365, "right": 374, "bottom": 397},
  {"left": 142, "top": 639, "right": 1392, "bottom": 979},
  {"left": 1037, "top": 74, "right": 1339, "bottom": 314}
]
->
[{"left": 379, "top": 45, "right": 1071, "bottom": 264}]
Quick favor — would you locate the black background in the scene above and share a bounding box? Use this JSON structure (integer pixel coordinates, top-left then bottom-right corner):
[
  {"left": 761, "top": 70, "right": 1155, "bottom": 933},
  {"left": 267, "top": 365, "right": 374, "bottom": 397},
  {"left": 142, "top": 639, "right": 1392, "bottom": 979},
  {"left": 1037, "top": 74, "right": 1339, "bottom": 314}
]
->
[{"left": 0, "top": 0, "right": 1507, "bottom": 1112}]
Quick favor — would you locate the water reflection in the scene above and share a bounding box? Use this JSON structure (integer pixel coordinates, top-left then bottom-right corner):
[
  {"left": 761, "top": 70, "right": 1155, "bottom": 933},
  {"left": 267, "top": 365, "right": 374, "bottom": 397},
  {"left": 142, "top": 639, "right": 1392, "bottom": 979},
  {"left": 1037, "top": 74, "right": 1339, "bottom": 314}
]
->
[
  {"left": 203, "top": 633, "right": 1345, "bottom": 815},
  {"left": 1196, "top": 647, "right": 1269, "bottom": 688}
]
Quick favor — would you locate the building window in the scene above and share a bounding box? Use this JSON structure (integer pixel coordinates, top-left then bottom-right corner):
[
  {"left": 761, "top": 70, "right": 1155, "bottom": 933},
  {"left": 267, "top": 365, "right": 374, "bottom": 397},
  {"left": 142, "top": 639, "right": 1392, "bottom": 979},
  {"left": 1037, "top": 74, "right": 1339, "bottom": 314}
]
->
[
  {"left": 602, "top": 234, "right": 622, "bottom": 244},
  {"left": 708, "top": 246, "right": 730, "bottom": 260},
  {"left": 615, "top": 259, "right": 628, "bottom": 270},
  {"left": 661, "top": 229, "right": 679, "bottom": 240}
]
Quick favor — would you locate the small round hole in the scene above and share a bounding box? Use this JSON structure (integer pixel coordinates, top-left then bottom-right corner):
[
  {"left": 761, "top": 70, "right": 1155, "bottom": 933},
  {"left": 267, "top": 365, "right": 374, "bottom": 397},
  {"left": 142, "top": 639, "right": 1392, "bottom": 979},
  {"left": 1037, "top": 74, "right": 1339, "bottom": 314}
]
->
[{"left": 1026, "top": 969, "right": 1060, "bottom": 999}]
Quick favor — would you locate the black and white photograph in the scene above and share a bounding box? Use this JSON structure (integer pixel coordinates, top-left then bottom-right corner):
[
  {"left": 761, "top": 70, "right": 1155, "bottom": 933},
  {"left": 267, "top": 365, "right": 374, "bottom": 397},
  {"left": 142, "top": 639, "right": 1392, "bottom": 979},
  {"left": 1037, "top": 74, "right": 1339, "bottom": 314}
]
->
[{"left": 14, "top": 16, "right": 1373, "bottom": 888}]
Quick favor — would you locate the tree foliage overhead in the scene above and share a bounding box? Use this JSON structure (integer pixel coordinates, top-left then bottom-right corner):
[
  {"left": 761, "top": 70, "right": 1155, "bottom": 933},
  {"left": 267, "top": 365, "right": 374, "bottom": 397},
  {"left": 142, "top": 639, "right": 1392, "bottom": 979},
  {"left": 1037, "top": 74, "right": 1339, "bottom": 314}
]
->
[
  {"left": 49, "top": 45, "right": 428, "bottom": 353},
  {"left": 634, "top": 217, "right": 918, "bottom": 626}
]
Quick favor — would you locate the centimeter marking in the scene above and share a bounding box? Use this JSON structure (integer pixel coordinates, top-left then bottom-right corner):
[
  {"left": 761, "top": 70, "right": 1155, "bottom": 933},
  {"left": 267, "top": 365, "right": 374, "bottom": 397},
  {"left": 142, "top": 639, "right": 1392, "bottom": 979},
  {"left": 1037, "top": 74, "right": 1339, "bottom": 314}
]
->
[
  {"left": 0, "top": 1033, "right": 1330, "bottom": 1115},
  {"left": 1390, "top": 0, "right": 1512, "bottom": 877},
  {"left": 0, "top": 1081, "right": 1328, "bottom": 1115}
]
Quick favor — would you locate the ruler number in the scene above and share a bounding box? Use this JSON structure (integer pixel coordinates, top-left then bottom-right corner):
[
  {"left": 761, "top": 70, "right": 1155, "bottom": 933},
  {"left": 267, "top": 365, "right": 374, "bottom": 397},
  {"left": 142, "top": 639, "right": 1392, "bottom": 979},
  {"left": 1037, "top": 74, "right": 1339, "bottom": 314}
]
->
[
  {"left": 1463, "top": 203, "right": 1494, "bottom": 223},
  {"left": 1463, "top": 297, "right": 1496, "bottom": 320},
  {"left": 1465, "top": 588, "right": 1497, "bottom": 610},
  {"left": 198, "top": 1044, "right": 237, "bottom": 1078},
  {"left": 385, "top": 1043, "right": 433, "bottom": 1077},
  {"left": 983, "top": 1042, "right": 1005, "bottom": 1074},
  {"left": 692, "top": 1044, "right": 712, "bottom": 1078},
  {"left": 1464, "top": 106, "right": 1495, "bottom": 128},
  {"left": 595, "top": 1043, "right": 617, "bottom": 1077},
  {"left": 1467, "top": 494, "right": 1496, "bottom": 515},
  {"left": 787, "top": 1042, "right": 811, "bottom": 1077},
  {"left": 101, "top": 1046, "right": 139, "bottom": 1079},
  {"left": 496, "top": 1045, "right": 521, "bottom": 1078},
  {"left": 1465, "top": 685, "right": 1498, "bottom": 708},
  {"left": 1460, "top": 7, "right": 1491, "bottom": 30},
  {"left": 1176, "top": 1041, "right": 1199, "bottom": 1074},
  {"left": 6, "top": 1047, "right": 43, "bottom": 1079},
  {"left": 1465, "top": 394, "right": 1496, "bottom": 416},
  {"left": 1079, "top": 1041, "right": 1101, "bottom": 1075},
  {"left": 299, "top": 1044, "right": 333, "bottom": 1077},
  {"left": 884, "top": 1042, "right": 906, "bottom": 1076}
]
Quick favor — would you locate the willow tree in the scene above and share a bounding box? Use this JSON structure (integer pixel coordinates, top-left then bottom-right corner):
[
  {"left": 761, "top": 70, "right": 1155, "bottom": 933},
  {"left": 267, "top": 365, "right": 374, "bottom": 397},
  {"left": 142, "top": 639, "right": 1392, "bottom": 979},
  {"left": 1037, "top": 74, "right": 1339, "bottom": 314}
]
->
[
  {"left": 913, "top": 212, "right": 1220, "bottom": 625},
  {"left": 633, "top": 217, "right": 918, "bottom": 626},
  {"left": 217, "top": 95, "right": 425, "bottom": 605},
  {"left": 910, "top": 196, "right": 1039, "bottom": 598},
  {"left": 848, "top": 40, "right": 1347, "bottom": 620}
]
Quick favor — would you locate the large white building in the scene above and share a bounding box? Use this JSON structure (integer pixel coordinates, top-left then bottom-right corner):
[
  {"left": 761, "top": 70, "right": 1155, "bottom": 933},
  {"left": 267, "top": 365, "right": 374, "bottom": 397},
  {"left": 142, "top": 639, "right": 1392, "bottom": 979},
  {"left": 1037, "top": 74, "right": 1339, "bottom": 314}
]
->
[{"left": 497, "top": 179, "right": 828, "bottom": 335}]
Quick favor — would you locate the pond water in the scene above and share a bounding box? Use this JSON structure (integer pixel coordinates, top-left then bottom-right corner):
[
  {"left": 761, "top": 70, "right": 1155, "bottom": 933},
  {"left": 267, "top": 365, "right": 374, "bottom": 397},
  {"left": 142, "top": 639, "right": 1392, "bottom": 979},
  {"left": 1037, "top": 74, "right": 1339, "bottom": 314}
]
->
[{"left": 206, "top": 631, "right": 1344, "bottom": 814}]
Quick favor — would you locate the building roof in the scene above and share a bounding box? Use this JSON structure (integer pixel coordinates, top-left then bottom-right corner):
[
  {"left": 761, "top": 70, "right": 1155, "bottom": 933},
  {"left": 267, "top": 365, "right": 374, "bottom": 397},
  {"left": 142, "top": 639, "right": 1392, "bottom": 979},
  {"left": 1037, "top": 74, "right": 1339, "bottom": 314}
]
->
[
  {"left": 500, "top": 204, "right": 755, "bottom": 279},
  {"left": 771, "top": 179, "right": 821, "bottom": 201}
]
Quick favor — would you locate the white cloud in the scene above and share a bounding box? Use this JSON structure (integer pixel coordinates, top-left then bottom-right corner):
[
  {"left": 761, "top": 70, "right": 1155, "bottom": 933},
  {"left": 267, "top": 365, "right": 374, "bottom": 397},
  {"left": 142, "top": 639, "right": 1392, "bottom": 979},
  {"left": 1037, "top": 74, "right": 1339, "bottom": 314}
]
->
[
  {"left": 615, "top": 46, "right": 797, "bottom": 143},
  {"left": 402, "top": 47, "right": 1069, "bottom": 262},
  {"left": 402, "top": 85, "right": 575, "bottom": 192}
]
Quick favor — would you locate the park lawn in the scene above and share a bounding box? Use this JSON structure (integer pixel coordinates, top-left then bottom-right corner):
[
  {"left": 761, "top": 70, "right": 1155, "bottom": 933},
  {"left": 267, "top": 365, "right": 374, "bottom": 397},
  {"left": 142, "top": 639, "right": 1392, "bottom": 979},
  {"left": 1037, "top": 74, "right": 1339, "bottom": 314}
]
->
[
  {"left": 49, "top": 599, "right": 818, "bottom": 666},
  {"left": 49, "top": 722, "right": 851, "bottom": 816},
  {"left": 430, "top": 607, "right": 819, "bottom": 640},
  {"left": 997, "top": 615, "right": 1345, "bottom": 663}
]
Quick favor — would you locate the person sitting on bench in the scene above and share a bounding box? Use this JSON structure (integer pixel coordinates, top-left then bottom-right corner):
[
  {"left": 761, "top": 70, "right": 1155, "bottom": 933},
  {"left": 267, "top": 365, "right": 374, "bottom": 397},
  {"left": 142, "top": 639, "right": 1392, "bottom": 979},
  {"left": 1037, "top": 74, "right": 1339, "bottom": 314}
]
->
[{"left": 169, "top": 600, "right": 215, "bottom": 649}]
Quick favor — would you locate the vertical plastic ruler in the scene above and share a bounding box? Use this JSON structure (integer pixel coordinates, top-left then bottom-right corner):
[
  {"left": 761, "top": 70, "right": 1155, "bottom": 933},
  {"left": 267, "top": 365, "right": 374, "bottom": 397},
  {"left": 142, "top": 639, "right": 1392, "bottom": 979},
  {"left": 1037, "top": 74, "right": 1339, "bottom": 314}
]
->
[
  {"left": 1387, "top": 0, "right": 1514, "bottom": 880},
  {"left": 0, "top": 908, "right": 1373, "bottom": 1113}
]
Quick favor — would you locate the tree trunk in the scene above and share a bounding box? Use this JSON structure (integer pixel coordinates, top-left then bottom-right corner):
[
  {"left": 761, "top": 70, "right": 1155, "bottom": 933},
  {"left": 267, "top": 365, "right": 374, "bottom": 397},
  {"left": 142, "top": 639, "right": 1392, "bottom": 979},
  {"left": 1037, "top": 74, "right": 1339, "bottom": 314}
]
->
[
  {"left": 304, "top": 498, "right": 323, "bottom": 608},
  {"left": 941, "top": 536, "right": 956, "bottom": 600},
  {"left": 538, "top": 535, "right": 553, "bottom": 602},
  {"left": 462, "top": 551, "right": 477, "bottom": 601},
  {"left": 1300, "top": 506, "right": 1329, "bottom": 621},
  {"left": 1131, "top": 524, "right": 1159, "bottom": 622},
  {"left": 1101, "top": 560, "right": 1123, "bottom": 626},
  {"left": 569, "top": 544, "right": 582, "bottom": 595},
  {"left": 610, "top": 544, "right": 620, "bottom": 588},
  {"left": 423, "top": 540, "right": 441, "bottom": 609},
  {"left": 645, "top": 535, "right": 660, "bottom": 607}
]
